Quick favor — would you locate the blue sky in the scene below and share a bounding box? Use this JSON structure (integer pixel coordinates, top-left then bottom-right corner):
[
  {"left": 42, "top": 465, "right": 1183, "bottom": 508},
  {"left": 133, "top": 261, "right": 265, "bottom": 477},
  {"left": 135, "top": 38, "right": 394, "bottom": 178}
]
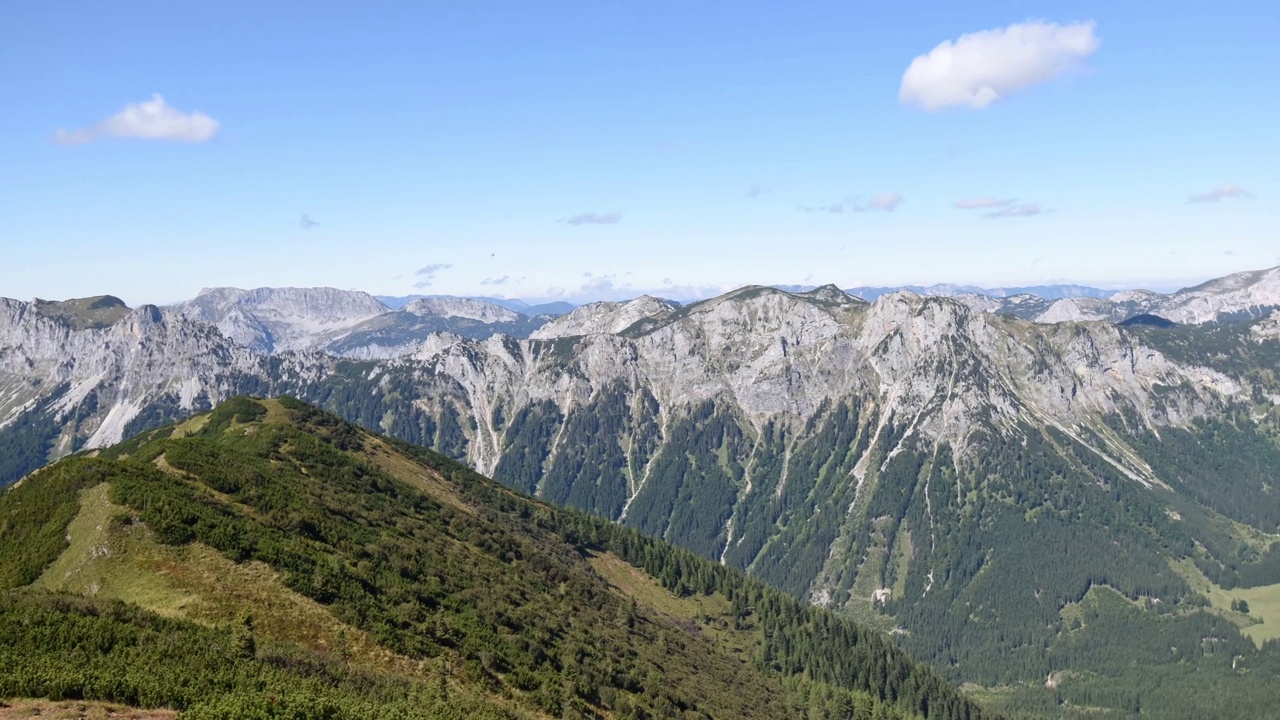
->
[{"left": 1, "top": 1, "right": 1277, "bottom": 305}]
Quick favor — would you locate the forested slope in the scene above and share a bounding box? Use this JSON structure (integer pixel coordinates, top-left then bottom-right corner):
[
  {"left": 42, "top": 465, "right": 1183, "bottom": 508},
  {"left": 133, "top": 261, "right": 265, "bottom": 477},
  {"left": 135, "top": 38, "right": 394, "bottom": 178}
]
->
[{"left": 0, "top": 397, "right": 986, "bottom": 720}]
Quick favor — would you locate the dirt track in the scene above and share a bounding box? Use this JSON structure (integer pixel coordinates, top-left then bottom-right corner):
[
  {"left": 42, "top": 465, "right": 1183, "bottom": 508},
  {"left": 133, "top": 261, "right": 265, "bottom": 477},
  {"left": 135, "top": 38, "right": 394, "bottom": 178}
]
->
[{"left": 0, "top": 700, "right": 177, "bottom": 720}]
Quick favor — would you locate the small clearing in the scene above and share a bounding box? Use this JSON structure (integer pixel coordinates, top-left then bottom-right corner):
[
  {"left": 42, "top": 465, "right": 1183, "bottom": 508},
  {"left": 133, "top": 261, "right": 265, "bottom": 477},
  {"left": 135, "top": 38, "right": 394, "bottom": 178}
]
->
[{"left": 1172, "top": 557, "right": 1280, "bottom": 647}]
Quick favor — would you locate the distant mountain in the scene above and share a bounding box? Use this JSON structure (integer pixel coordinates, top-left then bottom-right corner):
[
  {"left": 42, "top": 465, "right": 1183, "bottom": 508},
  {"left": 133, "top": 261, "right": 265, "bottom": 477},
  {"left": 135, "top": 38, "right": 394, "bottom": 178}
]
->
[
  {"left": 522, "top": 300, "right": 578, "bottom": 316},
  {"left": 375, "top": 293, "right": 430, "bottom": 310},
  {"left": 992, "top": 266, "right": 1280, "bottom": 325},
  {"left": 824, "top": 267, "right": 1280, "bottom": 327},
  {"left": 530, "top": 295, "right": 680, "bottom": 339},
  {"left": 0, "top": 396, "right": 982, "bottom": 720},
  {"left": 376, "top": 294, "right": 576, "bottom": 317},
  {"left": 327, "top": 297, "right": 551, "bottom": 358},
  {"left": 175, "top": 286, "right": 389, "bottom": 353},
  {"left": 835, "top": 283, "right": 1117, "bottom": 302},
  {"left": 177, "top": 289, "right": 559, "bottom": 357}
]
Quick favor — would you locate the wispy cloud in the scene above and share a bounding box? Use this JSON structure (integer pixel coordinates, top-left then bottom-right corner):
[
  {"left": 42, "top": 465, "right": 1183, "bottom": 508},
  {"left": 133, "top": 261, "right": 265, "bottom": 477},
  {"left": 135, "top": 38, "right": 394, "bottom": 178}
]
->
[
  {"left": 797, "top": 202, "right": 847, "bottom": 214},
  {"left": 746, "top": 184, "right": 770, "bottom": 199},
  {"left": 797, "top": 193, "right": 903, "bottom": 213},
  {"left": 1186, "top": 184, "right": 1254, "bottom": 204},
  {"left": 299, "top": 214, "right": 319, "bottom": 229},
  {"left": 55, "top": 94, "right": 220, "bottom": 145},
  {"left": 538, "top": 274, "right": 724, "bottom": 304},
  {"left": 985, "top": 203, "right": 1048, "bottom": 219},
  {"left": 414, "top": 263, "right": 453, "bottom": 288},
  {"left": 954, "top": 197, "right": 1015, "bottom": 209},
  {"left": 867, "top": 192, "right": 904, "bottom": 211},
  {"left": 900, "top": 21, "right": 1100, "bottom": 111},
  {"left": 560, "top": 211, "right": 622, "bottom": 226},
  {"left": 481, "top": 276, "right": 510, "bottom": 286}
]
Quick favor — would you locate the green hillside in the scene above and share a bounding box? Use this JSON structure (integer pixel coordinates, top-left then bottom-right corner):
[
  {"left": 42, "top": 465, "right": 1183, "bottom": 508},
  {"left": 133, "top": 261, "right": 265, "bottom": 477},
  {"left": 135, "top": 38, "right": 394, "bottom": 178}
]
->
[{"left": 0, "top": 397, "right": 986, "bottom": 720}]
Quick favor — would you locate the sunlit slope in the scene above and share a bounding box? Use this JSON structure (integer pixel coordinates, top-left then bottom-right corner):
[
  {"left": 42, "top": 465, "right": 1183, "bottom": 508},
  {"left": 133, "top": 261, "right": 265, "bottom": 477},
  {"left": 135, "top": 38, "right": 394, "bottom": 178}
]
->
[{"left": 0, "top": 396, "right": 987, "bottom": 720}]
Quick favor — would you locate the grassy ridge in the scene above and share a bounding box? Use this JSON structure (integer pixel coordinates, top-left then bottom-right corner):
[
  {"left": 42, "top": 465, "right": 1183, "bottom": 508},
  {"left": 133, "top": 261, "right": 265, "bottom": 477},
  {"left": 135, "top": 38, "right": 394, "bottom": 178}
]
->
[{"left": 1, "top": 396, "right": 987, "bottom": 720}]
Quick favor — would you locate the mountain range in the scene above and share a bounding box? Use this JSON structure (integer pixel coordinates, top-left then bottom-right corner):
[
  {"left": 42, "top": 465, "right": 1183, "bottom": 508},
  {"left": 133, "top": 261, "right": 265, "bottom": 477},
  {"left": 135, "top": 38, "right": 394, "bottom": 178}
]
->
[
  {"left": 772, "top": 283, "right": 1121, "bottom": 302},
  {"left": 4, "top": 265, "right": 1280, "bottom": 717},
  {"left": 378, "top": 294, "right": 577, "bottom": 317}
]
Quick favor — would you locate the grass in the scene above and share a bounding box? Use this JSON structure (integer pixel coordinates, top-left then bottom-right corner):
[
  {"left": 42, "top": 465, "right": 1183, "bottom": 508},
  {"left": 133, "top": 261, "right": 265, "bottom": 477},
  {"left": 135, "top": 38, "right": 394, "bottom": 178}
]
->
[
  {"left": 168, "top": 413, "right": 210, "bottom": 439},
  {"left": 364, "top": 436, "right": 473, "bottom": 514},
  {"left": 889, "top": 526, "right": 913, "bottom": 600},
  {"left": 1172, "top": 557, "right": 1280, "bottom": 647},
  {"left": 36, "top": 483, "right": 418, "bottom": 676},
  {"left": 838, "top": 512, "right": 902, "bottom": 634},
  {"left": 588, "top": 551, "right": 757, "bottom": 663},
  {"left": 31, "top": 296, "right": 129, "bottom": 330}
]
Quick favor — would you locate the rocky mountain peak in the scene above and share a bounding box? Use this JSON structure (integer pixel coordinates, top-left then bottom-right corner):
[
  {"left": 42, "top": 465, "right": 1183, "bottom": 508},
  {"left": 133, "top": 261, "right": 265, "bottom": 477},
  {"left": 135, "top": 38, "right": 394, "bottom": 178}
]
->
[
  {"left": 175, "top": 286, "right": 390, "bottom": 353},
  {"left": 796, "top": 284, "right": 863, "bottom": 306},
  {"left": 403, "top": 297, "right": 523, "bottom": 323},
  {"left": 1158, "top": 265, "right": 1280, "bottom": 324},
  {"left": 530, "top": 295, "right": 679, "bottom": 339}
]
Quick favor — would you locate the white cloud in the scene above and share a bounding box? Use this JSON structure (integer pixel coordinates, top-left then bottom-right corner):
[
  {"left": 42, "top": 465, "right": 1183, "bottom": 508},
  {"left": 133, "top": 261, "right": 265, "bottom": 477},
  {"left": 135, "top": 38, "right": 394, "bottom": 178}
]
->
[
  {"left": 745, "top": 184, "right": 770, "bottom": 199},
  {"left": 868, "top": 192, "right": 904, "bottom": 211},
  {"left": 954, "top": 197, "right": 1015, "bottom": 209},
  {"left": 55, "top": 94, "right": 220, "bottom": 144},
  {"left": 414, "top": 263, "right": 453, "bottom": 288},
  {"left": 985, "top": 203, "right": 1047, "bottom": 218},
  {"left": 539, "top": 274, "right": 724, "bottom": 304},
  {"left": 1186, "top": 184, "right": 1254, "bottom": 204},
  {"left": 481, "top": 276, "right": 511, "bottom": 286},
  {"left": 900, "top": 20, "right": 1100, "bottom": 111},
  {"left": 561, "top": 211, "right": 622, "bottom": 225},
  {"left": 299, "top": 214, "right": 319, "bottom": 229},
  {"left": 797, "top": 193, "right": 903, "bottom": 213}
]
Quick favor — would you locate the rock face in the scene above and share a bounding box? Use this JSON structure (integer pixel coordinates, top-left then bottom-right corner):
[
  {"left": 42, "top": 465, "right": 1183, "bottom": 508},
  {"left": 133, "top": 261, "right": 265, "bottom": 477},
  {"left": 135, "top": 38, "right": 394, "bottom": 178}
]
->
[
  {"left": 0, "top": 297, "right": 300, "bottom": 476},
  {"left": 175, "top": 287, "right": 390, "bottom": 353},
  {"left": 1252, "top": 310, "right": 1280, "bottom": 340},
  {"left": 363, "top": 287, "right": 1240, "bottom": 482},
  {"left": 1157, "top": 266, "right": 1280, "bottom": 323}
]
